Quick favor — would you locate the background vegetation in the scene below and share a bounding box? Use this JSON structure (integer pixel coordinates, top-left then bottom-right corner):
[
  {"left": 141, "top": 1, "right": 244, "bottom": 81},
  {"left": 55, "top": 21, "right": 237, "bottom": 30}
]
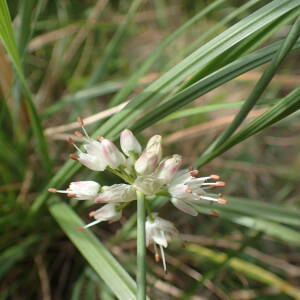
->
[{"left": 1, "top": 0, "right": 300, "bottom": 299}]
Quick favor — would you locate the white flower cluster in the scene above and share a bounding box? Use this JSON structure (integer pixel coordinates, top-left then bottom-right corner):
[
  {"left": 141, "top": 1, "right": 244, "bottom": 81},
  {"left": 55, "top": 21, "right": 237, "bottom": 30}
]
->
[{"left": 49, "top": 120, "right": 226, "bottom": 270}]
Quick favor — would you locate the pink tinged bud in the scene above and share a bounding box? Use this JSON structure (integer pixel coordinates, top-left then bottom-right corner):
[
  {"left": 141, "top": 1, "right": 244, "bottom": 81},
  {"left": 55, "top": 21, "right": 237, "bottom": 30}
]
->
[
  {"left": 82, "top": 203, "right": 122, "bottom": 229},
  {"left": 146, "top": 135, "right": 162, "bottom": 160},
  {"left": 157, "top": 154, "right": 182, "bottom": 184},
  {"left": 99, "top": 138, "right": 126, "bottom": 169},
  {"left": 134, "top": 175, "right": 162, "bottom": 196},
  {"left": 120, "top": 129, "right": 142, "bottom": 156},
  {"left": 135, "top": 151, "right": 159, "bottom": 175},
  {"left": 95, "top": 184, "right": 136, "bottom": 203}
]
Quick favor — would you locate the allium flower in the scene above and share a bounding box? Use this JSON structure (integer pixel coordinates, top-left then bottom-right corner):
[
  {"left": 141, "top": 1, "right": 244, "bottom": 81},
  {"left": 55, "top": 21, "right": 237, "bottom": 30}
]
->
[
  {"left": 146, "top": 215, "right": 179, "bottom": 271},
  {"left": 168, "top": 170, "right": 226, "bottom": 216},
  {"left": 95, "top": 184, "right": 136, "bottom": 203},
  {"left": 48, "top": 181, "right": 100, "bottom": 200},
  {"left": 120, "top": 129, "right": 142, "bottom": 156},
  {"left": 78, "top": 203, "right": 122, "bottom": 230},
  {"left": 49, "top": 118, "right": 227, "bottom": 255}
]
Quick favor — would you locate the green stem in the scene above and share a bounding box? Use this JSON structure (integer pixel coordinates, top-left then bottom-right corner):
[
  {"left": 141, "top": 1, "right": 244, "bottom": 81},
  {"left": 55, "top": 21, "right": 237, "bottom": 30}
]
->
[{"left": 136, "top": 190, "right": 146, "bottom": 300}]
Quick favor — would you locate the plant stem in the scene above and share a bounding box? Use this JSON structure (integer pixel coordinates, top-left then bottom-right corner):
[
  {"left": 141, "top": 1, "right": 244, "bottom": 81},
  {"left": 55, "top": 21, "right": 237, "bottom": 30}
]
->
[{"left": 136, "top": 190, "right": 146, "bottom": 300}]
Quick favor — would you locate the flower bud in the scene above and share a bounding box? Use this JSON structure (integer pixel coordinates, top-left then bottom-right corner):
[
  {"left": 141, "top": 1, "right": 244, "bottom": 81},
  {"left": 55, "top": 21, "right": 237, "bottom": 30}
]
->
[
  {"left": 120, "top": 129, "right": 142, "bottom": 156},
  {"left": 156, "top": 154, "right": 182, "bottom": 184},
  {"left": 95, "top": 184, "right": 136, "bottom": 203},
  {"left": 134, "top": 151, "right": 159, "bottom": 174},
  {"left": 99, "top": 138, "right": 126, "bottom": 169},
  {"left": 146, "top": 135, "right": 162, "bottom": 160}
]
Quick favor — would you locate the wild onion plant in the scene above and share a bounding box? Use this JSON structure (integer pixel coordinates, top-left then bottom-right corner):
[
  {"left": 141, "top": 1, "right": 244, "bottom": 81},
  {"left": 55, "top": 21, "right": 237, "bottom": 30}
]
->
[
  {"left": 48, "top": 122, "right": 226, "bottom": 298},
  {"left": 2, "top": 0, "right": 300, "bottom": 299}
]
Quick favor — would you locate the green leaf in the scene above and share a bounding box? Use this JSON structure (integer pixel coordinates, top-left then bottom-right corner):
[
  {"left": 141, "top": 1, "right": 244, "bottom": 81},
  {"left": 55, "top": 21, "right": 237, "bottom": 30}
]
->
[
  {"left": 0, "top": 0, "right": 51, "bottom": 173},
  {"left": 196, "top": 86, "right": 300, "bottom": 166},
  {"left": 186, "top": 244, "right": 300, "bottom": 299},
  {"left": 49, "top": 200, "right": 138, "bottom": 300},
  {"left": 193, "top": 204, "right": 300, "bottom": 246},
  {"left": 99, "top": 0, "right": 300, "bottom": 138}
]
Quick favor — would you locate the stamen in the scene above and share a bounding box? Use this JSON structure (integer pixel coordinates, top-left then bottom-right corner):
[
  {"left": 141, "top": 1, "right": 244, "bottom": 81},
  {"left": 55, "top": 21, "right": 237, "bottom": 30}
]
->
[
  {"left": 69, "top": 154, "right": 79, "bottom": 161},
  {"left": 159, "top": 244, "right": 167, "bottom": 273},
  {"left": 190, "top": 169, "right": 199, "bottom": 177},
  {"left": 67, "top": 137, "right": 74, "bottom": 144},
  {"left": 77, "top": 116, "right": 90, "bottom": 138},
  {"left": 218, "top": 198, "right": 227, "bottom": 205},
  {"left": 67, "top": 193, "right": 76, "bottom": 198},
  {"left": 89, "top": 211, "right": 96, "bottom": 217},
  {"left": 74, "top": 131, "right": 83, "bottom": 138},
  {"left": 210, "top": 210, "right": 219, "bottom": 217},
  {"left": 48, "top": 188, "right": 57, "bottom": 193},
  {"left": 200, "top": 195, "right": 219, "bottom": 202},
  {"left": 155, "top": 253, "right": 160, "bottom": 263},
  {"left": 82, "top": 219, "right": 103, "bottom": 229}
]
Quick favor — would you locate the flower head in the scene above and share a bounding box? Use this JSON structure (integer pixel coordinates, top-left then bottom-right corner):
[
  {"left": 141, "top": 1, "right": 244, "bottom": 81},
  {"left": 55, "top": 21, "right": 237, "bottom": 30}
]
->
[{"left": 146, "top": 215, "right": 179, "bottom": 271}]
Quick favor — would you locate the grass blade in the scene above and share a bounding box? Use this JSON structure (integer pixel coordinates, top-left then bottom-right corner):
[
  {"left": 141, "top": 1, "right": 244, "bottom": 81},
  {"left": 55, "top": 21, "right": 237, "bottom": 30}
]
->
[
  {"left": 0, "top": 0, "right": 52, "bottom": 173},
  {"left": 49, "top": 200, "right": 138, "bottom": 300},
  {"left": 200, "top": 14, "right": 300, "bottom": 157}
]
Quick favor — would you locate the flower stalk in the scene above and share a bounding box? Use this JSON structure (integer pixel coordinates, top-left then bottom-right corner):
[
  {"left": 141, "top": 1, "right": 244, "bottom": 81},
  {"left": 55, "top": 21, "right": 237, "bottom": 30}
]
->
[{"left": 136, "top": 190, "right": 146, "bottom": 300}]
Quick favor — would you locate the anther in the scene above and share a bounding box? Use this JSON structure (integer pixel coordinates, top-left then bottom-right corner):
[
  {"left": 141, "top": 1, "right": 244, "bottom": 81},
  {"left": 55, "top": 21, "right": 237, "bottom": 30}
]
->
[
  {"left": 69, "top": 154, "right": 79, "bottom": 161},
  {"left": 215, "top": 181, "right": 225, "bottom": 187},
  {"left": 67, "top": 137, "right": 74, "bottom": 144},
  {"left": 218, "top": 198, "right": 227, "bottom": 205},
  {"left": 77, "top": 116, "right": 84, "bottom": 126},
  {"left": 155, "top": 253, "right": 160, "bottom": 263},
  {"left": 48, "top": 188, "right": 57, "bottom": 193},
  {"left": 89, "top": 211, "right": 96, "bottom": 217},
  {"left": 190, "top": 170, "right": 199, "bottom": 177},
  {"left": 210, "top": 210, "right": 219, "bottom": 217},
  {"left": 98, "top": 136, "right": 105, "bottom": 141},
  {"left": 77, "top": 226, "right": 84, "bottom": 231},
  {"left": 67, "top": 193, "right": 76, "bottom": 198},
  {"left": 210, "top": 174, "right": 220, "bottom": 180},
  {"left": 186, "top": 188, "right": 193, "bottom": 194},
  {"left": 74, "top": 131, "right": 83, "bottom": 138}
]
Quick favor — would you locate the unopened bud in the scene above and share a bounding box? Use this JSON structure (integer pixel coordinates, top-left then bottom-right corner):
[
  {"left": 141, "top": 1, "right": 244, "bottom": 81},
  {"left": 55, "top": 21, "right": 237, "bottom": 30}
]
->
[
  {"left": 157, "top": 154, "right": 182, "bottom": 183},
  {"left": 146, "top": 135, "right": 162, "bottom": 160},
  {"left": 99, "top": 138, "right": 126, "bottom": 169},
  {"left": 120, "top": 129, "right": 142, "bottom": 156},
  {"left": 135, "top": 151, "right": 159, "bottom": 174}
]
